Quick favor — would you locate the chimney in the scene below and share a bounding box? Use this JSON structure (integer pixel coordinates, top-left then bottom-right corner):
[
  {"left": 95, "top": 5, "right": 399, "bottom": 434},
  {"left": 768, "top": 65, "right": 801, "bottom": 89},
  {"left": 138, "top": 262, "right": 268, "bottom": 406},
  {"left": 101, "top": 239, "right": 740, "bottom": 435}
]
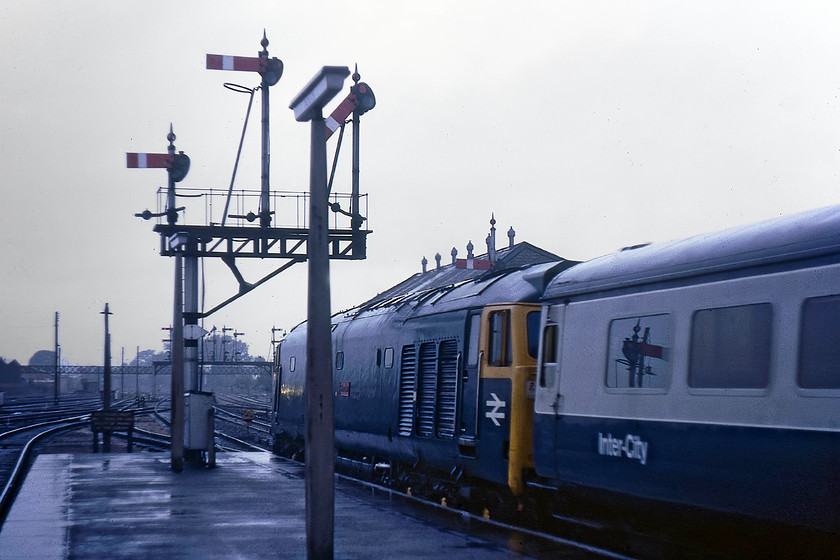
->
[
  {"left": 421, "top": 256, "right": 428, "bottom": 273},
  {"left": 467, "top": 240, "right": 474, "bottom": 268},
  {"left": 451, "top": 247, "right": 458, "bottom": 264},
  {"left": 508, "top": 226, "right": 515, "bottom": 248},
  {"left": 435, "top": 253, "right": 442, "bottom": 269}
]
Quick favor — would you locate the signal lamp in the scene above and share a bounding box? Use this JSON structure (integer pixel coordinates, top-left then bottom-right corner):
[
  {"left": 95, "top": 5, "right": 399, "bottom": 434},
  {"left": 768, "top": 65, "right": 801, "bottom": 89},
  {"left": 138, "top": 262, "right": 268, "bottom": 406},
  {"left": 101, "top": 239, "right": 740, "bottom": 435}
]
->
[
  {"left": 260, "top": 57, "right": 284, "bottom": 86},
  {"left": 170, "top": 152, "right": 191, "bottom": 183},
  {"left": 351, "top": 82, "right": 376, "bottom": 116}
]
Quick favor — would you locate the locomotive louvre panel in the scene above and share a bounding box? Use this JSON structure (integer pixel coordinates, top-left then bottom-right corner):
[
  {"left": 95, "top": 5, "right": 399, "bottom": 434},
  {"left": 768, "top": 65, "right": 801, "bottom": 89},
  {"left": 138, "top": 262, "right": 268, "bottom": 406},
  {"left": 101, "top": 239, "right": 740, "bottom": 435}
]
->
[
  {"left": 397, "top": 345, "right": 417, "bottom": 436},
  {"left": 435, "top": 339, "right": 459, "bottom": 438},
  {"left": 416, "top": 342, "right": 438, "bottom": 437}
]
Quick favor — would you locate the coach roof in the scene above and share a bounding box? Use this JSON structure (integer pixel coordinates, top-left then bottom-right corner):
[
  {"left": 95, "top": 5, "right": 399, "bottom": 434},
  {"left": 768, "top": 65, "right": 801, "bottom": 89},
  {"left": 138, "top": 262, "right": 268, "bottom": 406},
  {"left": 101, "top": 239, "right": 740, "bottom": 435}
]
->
[{"left": 544, "top": 205, "right": 840, "bottom": 300}]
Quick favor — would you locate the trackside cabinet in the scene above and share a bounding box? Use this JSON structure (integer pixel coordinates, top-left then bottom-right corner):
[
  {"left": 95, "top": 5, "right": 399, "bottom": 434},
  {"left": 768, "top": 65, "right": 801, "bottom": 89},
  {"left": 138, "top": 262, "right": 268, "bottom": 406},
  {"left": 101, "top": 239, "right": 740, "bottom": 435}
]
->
[{"left": 184, "top": 390, "right": 214, "bottom": 450}]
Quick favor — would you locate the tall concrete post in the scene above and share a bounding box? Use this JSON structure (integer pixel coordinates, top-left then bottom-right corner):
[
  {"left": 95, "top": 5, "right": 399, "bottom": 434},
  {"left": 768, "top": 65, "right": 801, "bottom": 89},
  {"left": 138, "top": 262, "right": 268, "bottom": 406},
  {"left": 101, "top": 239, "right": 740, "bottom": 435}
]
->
[
  {"left": 306, "top": 108, "right": 334, "bottom": 560},
  {"left": 290, "top": 65, "right": 350, "bottom": 560}
]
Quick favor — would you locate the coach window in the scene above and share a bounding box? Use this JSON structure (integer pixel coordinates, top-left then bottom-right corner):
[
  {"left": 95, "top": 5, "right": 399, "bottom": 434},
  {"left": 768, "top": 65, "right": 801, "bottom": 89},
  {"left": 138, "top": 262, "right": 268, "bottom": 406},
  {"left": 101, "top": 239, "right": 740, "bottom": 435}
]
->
[
  {"left": 488, "top": 310, "right": 511, "bottom": 366},
  {"left": 689, "top": 303, "right": 772, "bottom": 389},
  {"left": 384, "top": 347, "right": 394, "bottom": 369},
  {"left": 606, "top": 314, "right": 671, "bottom": 389},
  {"left": 798, "top": 295, "right": 840, "bottom": 389}
]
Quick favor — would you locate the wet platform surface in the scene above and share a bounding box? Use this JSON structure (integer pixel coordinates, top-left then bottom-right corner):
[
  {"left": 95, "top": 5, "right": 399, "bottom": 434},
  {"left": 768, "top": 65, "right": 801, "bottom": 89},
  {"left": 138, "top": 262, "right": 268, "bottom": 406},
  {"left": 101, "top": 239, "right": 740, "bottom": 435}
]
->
[{"left": 0, "top": 452, "right": 555, "bottom": 559}]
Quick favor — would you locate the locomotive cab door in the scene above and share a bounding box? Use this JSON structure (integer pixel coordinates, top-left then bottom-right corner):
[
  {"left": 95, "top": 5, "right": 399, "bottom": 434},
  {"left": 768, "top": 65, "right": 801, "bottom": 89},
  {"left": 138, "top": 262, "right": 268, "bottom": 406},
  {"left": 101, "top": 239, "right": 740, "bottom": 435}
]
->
[
  {"left": 271, "top": 342, "right": 283, "bottom": 423},
  {"left": 458, "top": 311, "right": 482, "bottom": 455}
]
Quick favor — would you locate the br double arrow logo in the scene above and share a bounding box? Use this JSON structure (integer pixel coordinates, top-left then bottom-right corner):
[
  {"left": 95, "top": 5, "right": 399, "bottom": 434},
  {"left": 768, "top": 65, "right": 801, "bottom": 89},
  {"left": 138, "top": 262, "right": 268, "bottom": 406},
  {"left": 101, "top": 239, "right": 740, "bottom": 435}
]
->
[{"left": 485, "top": 393, "right": 506, "bottom": 427}]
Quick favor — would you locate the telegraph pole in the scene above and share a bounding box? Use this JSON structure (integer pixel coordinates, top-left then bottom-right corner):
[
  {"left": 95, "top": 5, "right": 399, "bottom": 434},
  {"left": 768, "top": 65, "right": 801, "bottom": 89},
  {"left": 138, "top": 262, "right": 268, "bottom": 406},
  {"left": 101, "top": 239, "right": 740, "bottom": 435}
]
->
[
  {"left": 101, "top": 303, "right": 112, "bottom": 452},
  {"left": 53, "top": 312, "right": 59, "bottom": 404}
]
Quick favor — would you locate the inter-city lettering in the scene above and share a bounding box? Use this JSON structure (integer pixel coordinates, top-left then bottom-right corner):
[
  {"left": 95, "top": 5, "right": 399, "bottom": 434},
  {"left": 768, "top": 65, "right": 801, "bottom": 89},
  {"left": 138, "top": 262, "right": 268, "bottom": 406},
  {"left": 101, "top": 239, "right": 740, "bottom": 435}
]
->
[{"left": 598, "top": 432, "right": 648, "bottom": 465}]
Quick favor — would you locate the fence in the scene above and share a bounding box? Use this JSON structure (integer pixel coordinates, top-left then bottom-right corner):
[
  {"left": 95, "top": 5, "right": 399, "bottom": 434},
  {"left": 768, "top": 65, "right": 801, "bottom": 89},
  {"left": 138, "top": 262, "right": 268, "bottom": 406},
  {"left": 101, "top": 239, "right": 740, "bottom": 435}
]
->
[{"left": 21, "top": 361, "right": 272, "bottom": 399}]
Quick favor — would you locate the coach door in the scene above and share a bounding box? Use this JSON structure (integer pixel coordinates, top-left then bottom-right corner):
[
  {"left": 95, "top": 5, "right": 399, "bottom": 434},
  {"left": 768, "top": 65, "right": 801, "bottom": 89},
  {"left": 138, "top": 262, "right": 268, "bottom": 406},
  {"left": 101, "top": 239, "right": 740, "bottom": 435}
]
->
[{"left": 458, "top": 311, "right": 482, "bottom": 452}]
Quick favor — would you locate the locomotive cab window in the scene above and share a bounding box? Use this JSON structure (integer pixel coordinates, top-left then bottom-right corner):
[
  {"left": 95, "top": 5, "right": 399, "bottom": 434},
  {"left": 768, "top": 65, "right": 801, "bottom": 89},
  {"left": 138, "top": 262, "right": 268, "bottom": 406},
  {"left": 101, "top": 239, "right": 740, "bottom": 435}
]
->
[
  {"left": 289, "top": 356, "right": 296, "bottom": 372},
  {"left": 488, "top": 310, "right": 511, "bottom": 366},
  {"left": 526, "top": 311, "right": 541, "bottom": 359},
  {"left": 466, "top": 314, "right": 481, "bottom": 366},
  {"left": 606, "top": 314, "right": 672, "bottom": 389},
  {"left": 335, "top": 351, "right": 344, "bottom": 370},
  {"left": 689, "top": 303, "right": 772, "bottom": 389},
  {"left": 384, "top": 347, "right": 394, "bottom": 369},
  {"left": 798, "top": 295, "right": 840, "bottom": 389}
]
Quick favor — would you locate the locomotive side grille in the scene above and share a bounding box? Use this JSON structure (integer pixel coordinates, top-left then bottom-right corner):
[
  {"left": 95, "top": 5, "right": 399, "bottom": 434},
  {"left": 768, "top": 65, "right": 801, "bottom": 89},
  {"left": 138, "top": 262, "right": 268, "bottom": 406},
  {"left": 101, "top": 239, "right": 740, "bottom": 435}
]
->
[
  {"left": 397, "top": 345, "right": 417, "bottom": 436},
  {"left": 435, "top": 339, "right": 458, "bottom": 438},
  {"left": 416, "top": 342, "right": 438, "bottom": 437}
]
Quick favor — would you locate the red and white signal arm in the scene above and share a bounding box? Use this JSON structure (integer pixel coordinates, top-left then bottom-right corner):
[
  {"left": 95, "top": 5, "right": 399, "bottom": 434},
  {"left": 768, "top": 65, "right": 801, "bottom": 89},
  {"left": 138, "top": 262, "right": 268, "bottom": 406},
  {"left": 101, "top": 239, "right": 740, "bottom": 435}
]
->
[
  {"left": 206, "top": 54, "right": 264, "bottom": 73},
  {"left": 126, "top": 153, "right": 171, "bottom": 168},
  {"left": 325, "top": 93, "right": 357, "bottom": 140}
]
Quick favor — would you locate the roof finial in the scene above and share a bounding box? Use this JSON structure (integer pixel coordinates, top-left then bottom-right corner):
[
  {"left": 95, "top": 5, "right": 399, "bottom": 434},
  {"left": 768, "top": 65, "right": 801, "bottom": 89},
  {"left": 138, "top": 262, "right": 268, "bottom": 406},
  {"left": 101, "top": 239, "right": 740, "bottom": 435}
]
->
[
  {"left": 353, "top": 63, "right": 360, "bottom": 84},
  {"left": 488, "top": 213, "right": 497, "bottom": 263},
  {"left": 261, "top": 30, "right": 269, "bottom": 51}
]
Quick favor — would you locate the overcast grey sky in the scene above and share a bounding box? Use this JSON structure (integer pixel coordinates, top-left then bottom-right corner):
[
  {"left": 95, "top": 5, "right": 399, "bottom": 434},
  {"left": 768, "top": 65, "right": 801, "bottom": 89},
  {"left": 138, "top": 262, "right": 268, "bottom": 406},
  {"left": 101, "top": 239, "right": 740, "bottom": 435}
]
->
[{"left": 2, "top": 1, "right": 840, "bottom": 365}]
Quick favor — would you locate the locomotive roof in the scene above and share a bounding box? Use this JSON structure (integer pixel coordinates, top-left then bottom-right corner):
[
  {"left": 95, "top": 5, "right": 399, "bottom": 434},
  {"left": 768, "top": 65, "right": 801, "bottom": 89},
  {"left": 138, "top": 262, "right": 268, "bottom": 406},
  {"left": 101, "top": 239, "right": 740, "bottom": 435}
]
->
[
  {"left": 341, "top": 241, "right": 574, "bottom": 319},
  {"left": 544, "top": 204, "right": 840, "bottom": 299}
]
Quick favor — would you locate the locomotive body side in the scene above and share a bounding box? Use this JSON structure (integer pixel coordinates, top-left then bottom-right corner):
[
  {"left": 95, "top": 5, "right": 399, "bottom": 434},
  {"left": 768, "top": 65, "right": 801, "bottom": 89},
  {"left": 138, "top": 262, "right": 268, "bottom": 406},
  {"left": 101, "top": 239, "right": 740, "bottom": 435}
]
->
[{"left": 271, "top": 261, "right": 570, "bottom": 496}]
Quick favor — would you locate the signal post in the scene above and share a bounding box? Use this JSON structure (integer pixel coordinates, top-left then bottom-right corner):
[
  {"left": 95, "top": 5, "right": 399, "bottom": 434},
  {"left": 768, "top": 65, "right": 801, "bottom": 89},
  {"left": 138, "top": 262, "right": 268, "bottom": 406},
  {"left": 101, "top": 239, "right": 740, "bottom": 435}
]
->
[{"left": 129, "top": 34, "right": 375, "bottom": 559}]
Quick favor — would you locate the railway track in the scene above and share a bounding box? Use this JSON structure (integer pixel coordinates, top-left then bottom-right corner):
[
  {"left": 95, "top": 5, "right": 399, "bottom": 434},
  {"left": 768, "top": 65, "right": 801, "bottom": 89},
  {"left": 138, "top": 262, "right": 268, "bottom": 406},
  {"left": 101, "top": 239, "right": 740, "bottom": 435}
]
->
[
  {"left": 0, "top": 414, "right": 90, "bottom": 523},
  {"left": 0, "top": 397, "right": 171, "bottom": 524}
]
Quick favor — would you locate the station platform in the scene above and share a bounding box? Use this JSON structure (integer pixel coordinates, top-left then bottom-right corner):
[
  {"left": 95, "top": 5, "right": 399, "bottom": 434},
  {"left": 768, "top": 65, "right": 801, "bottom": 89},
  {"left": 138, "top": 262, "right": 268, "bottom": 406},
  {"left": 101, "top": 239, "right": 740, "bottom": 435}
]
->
[{"left": 0, "top": 452, "right": 556, "bottom": 559}]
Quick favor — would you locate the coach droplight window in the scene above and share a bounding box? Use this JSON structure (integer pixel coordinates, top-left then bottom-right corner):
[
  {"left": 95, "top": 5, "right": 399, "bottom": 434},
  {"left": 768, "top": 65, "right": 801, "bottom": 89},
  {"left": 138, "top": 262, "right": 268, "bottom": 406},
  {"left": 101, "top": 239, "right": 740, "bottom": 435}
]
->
[{"left": 540, "top": 324, "right": 559, "bottom": 388}]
